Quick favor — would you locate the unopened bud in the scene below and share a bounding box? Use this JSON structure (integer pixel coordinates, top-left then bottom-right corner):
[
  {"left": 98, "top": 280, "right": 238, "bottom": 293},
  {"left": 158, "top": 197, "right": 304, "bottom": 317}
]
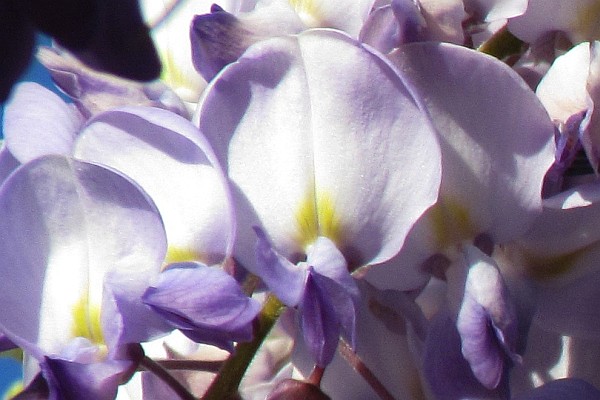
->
[{"left": 266, "top": 379, "right": 331, "bottom": 400}]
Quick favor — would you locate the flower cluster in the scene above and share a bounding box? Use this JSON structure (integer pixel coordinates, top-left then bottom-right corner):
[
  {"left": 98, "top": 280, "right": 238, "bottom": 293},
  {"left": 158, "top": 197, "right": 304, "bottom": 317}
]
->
[{"left": 1, "top": 0, "right": 600, "bottom": 399}]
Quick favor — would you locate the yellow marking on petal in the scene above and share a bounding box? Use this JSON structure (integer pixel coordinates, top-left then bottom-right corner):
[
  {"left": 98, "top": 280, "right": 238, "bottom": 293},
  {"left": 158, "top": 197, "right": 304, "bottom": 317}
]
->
[
  {"left": 295, "top": 193, "right": 319, "bottom": 247},
  {"left": 71, "top": 294, "right": 104, "bottom": 346},
  {"left": 295, "top": 191, "right": 343, "bottom": 248},
  {"left": 165, "top": 246, "right": 204, "bottom": 265},
  {"left": 288, "top": 0, "right": 322, "bottom": 27},
  {"left": 577, "top": 2, "right": 600, "bottom": 40},
  {"left": 317, "top": 193, "right": 343, "bottom": 244},
  {"left": 429, "top": 198, "right": 475, "bottom": 249}
]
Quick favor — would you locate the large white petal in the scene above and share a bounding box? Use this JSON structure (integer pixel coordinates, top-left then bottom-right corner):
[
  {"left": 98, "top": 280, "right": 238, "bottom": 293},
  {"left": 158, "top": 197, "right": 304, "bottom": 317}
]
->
[
  {"left": 197, "top": 30, "right": 441, "bottom": 272},
  {"left": 0, "top": 155, "right": 166, "bottom": 355},
  {"left": 389, "top": 42, "right": 555, "bottom": 245},
  {"left": 75, "top": 106, "right": 234, "bottom": 265}
]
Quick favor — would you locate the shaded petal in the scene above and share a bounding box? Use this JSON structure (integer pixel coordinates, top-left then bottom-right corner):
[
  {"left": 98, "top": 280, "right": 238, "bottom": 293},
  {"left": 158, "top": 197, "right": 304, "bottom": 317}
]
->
[
  {"left": 388, "top": 42, "right": 555, "bottom": 245},
  {"left": 75, "top": 106, "right": 234, "bottom": 265},
  {"left": 12, "top": 373, "right": 49, "bottom": 400},
  {"left": 305, "top": 237, "right": 358, "bottom": 345},
  {"left": 198, "top": 30, "right": 441, "bottom": 271},
  {"left": 534, "top": 244, "right": 600, "bottom": 338},
  {"left": 535, "top": 41, "right": 600, "bottom": 173},
  {"left": 102, "top": 271, "right": 173, "bottom": 353},
  {"left": 456, "top": 246, "right": 521, "bottom": 388},
  {"left": 4, "top": 82, "right": 82, "bottom": 164},
  {"left": 311, "top": 270, "right": 358, "bottom": 350},
  {"left": 417, "top": 0, "right": 466, "bottom": 44},
  {"left": 299, "top": 271, "right": 341, "bottom": 367},
  {"left": 190, "top": 3, "right": 303, "bottom": 82},
  {"left": 464, "top": 0, "right": 527, "bottom": 22},
  {"left": 37, "top": 46, "right": 188, "bottom": 120},
  {"left": 508, "top": 0, "right": 600, "bottom": 44},
  {"left": 254, "top": 227, "right": 307, "bottom": 307},
  {"left": 423, "top": 311, "right": 509, "bottom": 399},
  {"left": 43, "top": 356, "right": 132, "bottom": 400},
  {"left": 143, "top": 262, "right": 261, "bottom": 350},
  {"left": 518, "top": 183, "right": 600, "bottom": 259},
  {"left": 513, "top": 378, "right": 600, "bottom": 400},
  {"left": 0, "top": 155, "right": 166, "bottom": 356}
]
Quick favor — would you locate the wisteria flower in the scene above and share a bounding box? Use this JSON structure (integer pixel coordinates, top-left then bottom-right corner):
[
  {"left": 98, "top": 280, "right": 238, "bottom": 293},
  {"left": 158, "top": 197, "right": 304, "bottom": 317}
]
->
[
  {"left": 195, "top": 28, "right": 442, "bottom": 380},
  {"left": 361, "top": 41, "right": 555, "bottom": 397},
  {"left": 3, "top": 82, "right": 235, "bottom": 266},
  {"left": 0, "top": 155, "right": 168, "bottom": 398}
]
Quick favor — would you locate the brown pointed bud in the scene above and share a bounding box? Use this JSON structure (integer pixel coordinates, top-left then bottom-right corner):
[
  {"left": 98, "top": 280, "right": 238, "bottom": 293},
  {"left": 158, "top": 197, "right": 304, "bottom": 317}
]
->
[{"left": 266, "top": 379, "right": 331, "bottom": 400}]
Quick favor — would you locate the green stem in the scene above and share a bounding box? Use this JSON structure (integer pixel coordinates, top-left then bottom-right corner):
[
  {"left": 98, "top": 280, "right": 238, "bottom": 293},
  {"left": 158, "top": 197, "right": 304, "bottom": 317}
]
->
[
  {"left": 478, "top": 26, "right": 524, "bottom": 61},
  {"left": 202, "top": 294, "right": 285, "bottom": 400}
]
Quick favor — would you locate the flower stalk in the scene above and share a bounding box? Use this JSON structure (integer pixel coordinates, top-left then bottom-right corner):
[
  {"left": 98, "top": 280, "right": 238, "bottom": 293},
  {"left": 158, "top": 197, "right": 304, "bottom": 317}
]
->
[{"left": 202, "top": 294, "right": 285, "bottom": 400}]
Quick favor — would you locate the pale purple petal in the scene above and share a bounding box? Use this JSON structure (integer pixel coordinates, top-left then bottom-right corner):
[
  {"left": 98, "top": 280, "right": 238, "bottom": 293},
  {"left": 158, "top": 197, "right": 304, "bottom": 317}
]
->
[
  {"left": 508, "top": 0, "right": 600, "bottom": 44},
  {"left": 75, "top": 106, "right": 234, "bottom": 265},
  {"left": 3, "top": 82, "right": 82, "bottom": 163},
  {"left": 0, "top": 155, "right": 166, "bottom": 356},
  {"left": 0, "top": 144, "right": 20, "bottom": 184},
  {"left": 518, "top": 184, "right": 600, "bottom": 259},
  {"left": 102, "top": 271, "right": 173, "bottom": 353},
  {"left": 359, "top": 5, "right": 402, "bottom": 53},
  {"left": 513, "top": 378, "right": 600, "bottom": 400},
  {"left": 388, "top": 42, "right": 555, "bottom": 244},
  {"left": 143, "top": 262, "right": 261, "bottom": 350},
  {"left": 254, "top": 227, "right": 307, "bottom": 307},
  {"left": 305, "top": 236, "right": 357, "bottom": 298}
]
